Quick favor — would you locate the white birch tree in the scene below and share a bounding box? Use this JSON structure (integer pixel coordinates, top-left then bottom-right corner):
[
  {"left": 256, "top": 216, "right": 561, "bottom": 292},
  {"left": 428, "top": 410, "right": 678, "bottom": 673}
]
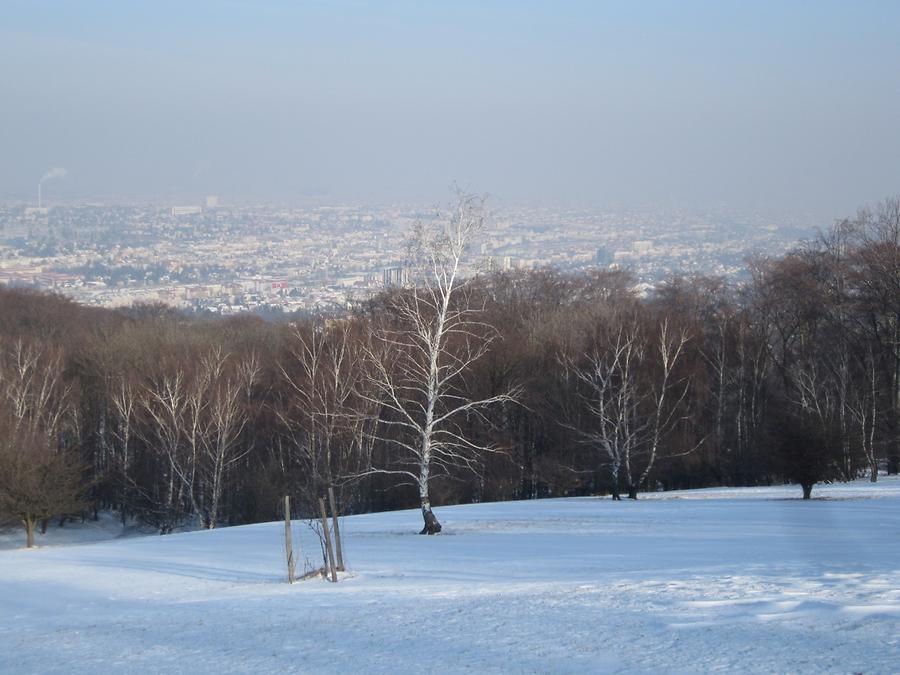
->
[
  {"left": 563, "top": 316, "right": 694, "bottom": 499},
  {"left": 362, "top": 192, "right": 518, "bottom": 533},
  {"left": 201, "top": 349, "right": 257, "bottom": 529}
]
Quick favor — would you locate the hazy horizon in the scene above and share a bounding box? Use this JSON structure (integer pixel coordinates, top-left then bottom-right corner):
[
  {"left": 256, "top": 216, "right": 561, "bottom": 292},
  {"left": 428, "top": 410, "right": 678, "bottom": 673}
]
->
[{"left": 2, "top": 1, "right": 899, "bottom": 218}]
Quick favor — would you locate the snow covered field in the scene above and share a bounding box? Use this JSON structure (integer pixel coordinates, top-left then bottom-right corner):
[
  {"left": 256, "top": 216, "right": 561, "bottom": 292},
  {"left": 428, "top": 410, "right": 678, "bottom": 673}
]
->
[{"left": 2, "top": 480, "right": 900, "bottom": 674}]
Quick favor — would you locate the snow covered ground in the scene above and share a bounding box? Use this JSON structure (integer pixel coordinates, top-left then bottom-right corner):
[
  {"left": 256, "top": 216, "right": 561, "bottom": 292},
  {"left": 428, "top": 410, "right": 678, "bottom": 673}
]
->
[{"left": 2, "top": 479, "right": 900, "bottom": 674}]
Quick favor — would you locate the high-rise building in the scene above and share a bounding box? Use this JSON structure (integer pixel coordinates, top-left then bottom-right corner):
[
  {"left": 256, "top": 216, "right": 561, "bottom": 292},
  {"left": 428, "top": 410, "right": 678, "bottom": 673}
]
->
[
  {"left": 382, "top": 266, "right": 409, "bottom": 287},
  {"left": 595, "top": 247, "right": 613, "bottom": 266},
  {"left": 172, "top": 206, "right": 202, "bottom": 216},
  {"left": 206, "top": 195, "right": 220, "bottom": 208},
  {"left": 485, "top": 256, "right": 515, "bottom": 272}
]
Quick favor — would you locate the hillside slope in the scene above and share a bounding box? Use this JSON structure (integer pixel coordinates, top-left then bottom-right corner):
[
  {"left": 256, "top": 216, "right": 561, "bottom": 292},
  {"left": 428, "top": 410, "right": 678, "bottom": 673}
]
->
[{"left": 2, "top": 480, "right": 900, "bottom": 673}]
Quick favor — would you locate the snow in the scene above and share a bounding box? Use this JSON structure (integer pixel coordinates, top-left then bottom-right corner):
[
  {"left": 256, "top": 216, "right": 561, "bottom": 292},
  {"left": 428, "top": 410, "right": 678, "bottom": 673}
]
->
[
  {"left": 0, "top": 512, "right": 152, "bottom": 552},
  {"left": 2, "top": 479, "right": 900, "bottom": 673}
]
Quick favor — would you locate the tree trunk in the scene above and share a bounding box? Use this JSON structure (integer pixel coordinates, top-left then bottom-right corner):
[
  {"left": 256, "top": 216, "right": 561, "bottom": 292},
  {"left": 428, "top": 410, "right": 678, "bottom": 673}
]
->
[
  {"left": 328, "top": 487, "right": 344, "bottom": 571},
  {"left": 870, "top": 462, "right": 878, "bottom": 483},
  {"left": 283, "top": 496, "right": 295, "bottom": 584},
  {"left": 420, "top": 499, "right": 442, "bottom": 535},
  {"left": 318, "top": 497, "right": 338, "bottom": 582},
  {"left": 24, "top": 516, "right": 36, "bottom": 548},
  {"left": 418, "top": 454, "right": 441, "bottom": 534},
  {"left": 627, "top": 484, "right": 638, "bottom": 500},
  {"left": 801, "top": 482, "right": 813, "bottom": 499},
  {"left": 610, "top": 459, "right": 621, "bottom": 501}
]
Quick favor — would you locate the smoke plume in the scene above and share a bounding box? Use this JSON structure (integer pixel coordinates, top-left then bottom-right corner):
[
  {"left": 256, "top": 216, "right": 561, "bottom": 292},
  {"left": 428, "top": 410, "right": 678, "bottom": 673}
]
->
[{"left": 40, "top": 167, "right": 68, "bottom": 183}]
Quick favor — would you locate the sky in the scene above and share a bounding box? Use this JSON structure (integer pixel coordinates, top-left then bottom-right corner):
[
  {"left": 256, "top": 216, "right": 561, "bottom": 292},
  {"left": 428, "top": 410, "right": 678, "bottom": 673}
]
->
[{"left": 1, "top": 0, "right": 899, "bottom": 216}]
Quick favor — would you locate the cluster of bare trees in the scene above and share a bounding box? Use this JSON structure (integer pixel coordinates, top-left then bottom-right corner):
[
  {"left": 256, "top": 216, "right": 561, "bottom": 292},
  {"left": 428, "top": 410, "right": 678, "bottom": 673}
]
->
[
  {"left": 115, "top": 346, "right": 260, "bottom": 532},
  {"left": 2, "top": 195, "right": 899, "bottom": 545},
  {"left": 561, "top": 315, "right": 694, "bottom": 500}
]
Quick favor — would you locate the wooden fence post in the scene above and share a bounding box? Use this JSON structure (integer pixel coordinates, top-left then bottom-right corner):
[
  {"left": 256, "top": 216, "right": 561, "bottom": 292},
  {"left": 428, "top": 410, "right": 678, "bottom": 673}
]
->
[
  {"left": 328, "top": 486, "right": 345, "bottom": 571},
  {"left": 284, "top": 495, "right": 295, "bottom": 584},
  {"left": 318, "top": 497, "right": 338, "bottom": 582}
]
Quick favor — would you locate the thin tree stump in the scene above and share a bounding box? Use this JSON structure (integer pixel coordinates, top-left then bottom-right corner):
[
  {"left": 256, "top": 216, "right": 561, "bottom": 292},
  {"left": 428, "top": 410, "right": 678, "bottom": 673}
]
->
[
  {"left": 328, "top": 486, "right": 345, "bottom": 571},
  {"left": 284, "top": 495, "right": 295, "bottom": 584},
  {"left": 319, "top": 497, "right": 338, "bottom": 582}
]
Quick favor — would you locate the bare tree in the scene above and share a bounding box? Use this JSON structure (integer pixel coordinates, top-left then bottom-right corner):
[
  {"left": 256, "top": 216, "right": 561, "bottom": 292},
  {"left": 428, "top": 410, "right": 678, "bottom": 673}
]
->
[
  {"left": 848, "top": 348, "right": 880, "bottom": 482},
  {"left": 0, "top": 339, "right": 73, "bottom": 440},
  {"left": 200, "top": 349, "right": 257, "bottom": 528},
  {"left": 0, "top": 340, "right": 84, "bottom": 547},
  {"left": 362, "top": 193, "right": 518, "bottom": 533},
  {"left": 0, "top": 418, "right": 87, "bottom": 548},
  {"left": 278, "top": 319, "right": 370, "bottom": 509},
  {"left": 108, "top": 376, "right": 138, "bottom": 522},
  {"left": 138, "top": 368, "right": 201, "bottom": 532},
  {"left": 563, "top": 315, "right": 694, "bottom": 499},
  {"left": 848, "top": 199, "right": 900, "bottom": 474}
]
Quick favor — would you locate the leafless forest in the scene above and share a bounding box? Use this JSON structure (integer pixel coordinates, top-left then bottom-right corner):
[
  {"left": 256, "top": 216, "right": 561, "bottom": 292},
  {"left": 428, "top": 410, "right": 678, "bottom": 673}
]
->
[{"left": 2, "top": 197, "right": 899, "bottom": 545}]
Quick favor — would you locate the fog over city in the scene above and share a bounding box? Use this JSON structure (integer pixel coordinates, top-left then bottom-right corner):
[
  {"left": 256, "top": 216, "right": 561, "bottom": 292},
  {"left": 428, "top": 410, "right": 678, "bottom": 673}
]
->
[{"left": 2, "top": 0, "right": 899, "bottom": 215}]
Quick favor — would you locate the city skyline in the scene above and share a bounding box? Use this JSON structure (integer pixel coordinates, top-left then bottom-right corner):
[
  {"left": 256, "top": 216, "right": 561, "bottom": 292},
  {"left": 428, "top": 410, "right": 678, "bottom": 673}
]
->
[{"left": 0, "top": 199, "right": 816, "bottom": 314}]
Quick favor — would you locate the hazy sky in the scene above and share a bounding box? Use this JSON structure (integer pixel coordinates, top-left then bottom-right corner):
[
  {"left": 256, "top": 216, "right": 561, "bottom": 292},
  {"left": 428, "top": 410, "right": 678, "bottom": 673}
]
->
[{"left": 2, "top": 0, "right": 899, "bottom": 215}]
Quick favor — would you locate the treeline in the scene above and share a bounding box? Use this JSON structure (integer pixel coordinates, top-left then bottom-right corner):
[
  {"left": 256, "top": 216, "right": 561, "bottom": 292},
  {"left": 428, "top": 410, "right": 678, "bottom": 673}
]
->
[{"left": 1, "top": 197, "right": 899, "bottom": 544}]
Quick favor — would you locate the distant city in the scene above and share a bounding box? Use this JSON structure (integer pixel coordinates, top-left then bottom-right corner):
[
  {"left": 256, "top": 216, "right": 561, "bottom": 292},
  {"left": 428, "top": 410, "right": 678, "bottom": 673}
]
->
[{"left": 0, "top": 197, "right": 817, "bottom": 315}]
